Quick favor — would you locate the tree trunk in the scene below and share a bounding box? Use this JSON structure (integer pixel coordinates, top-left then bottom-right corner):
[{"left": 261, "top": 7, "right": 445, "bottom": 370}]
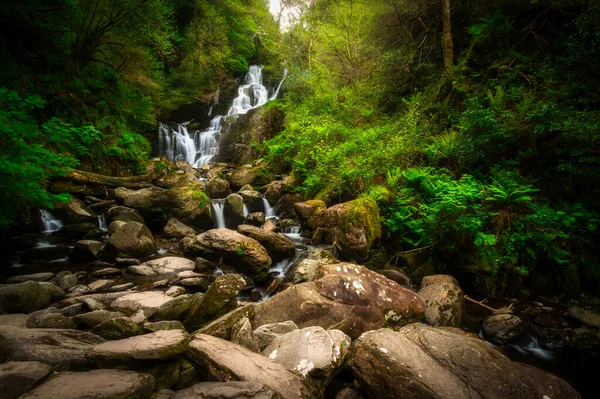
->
[
  {"left": 56, "top": 169, "right": 153, "bottom": 189},
  {"left": 442, "top": 0, "right": 454, "bottom": 74}
]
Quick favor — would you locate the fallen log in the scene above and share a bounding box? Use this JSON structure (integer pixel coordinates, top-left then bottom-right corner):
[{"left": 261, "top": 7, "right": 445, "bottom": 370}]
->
[{"left": 56, "top": 169, "right": 154, "bottom": 189}]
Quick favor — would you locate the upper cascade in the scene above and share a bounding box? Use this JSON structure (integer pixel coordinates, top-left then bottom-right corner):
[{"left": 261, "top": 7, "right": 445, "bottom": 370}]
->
[{"left": 158, "top": 66, "right": 287, "bottom": 167}]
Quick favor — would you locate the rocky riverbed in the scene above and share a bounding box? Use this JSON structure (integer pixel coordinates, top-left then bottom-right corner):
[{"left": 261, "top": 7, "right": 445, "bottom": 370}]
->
[{"left": 0, "top": 158, "right": 597, "bottom": 398}]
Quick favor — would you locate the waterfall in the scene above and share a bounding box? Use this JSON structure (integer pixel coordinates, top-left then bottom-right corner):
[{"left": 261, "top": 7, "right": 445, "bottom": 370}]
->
[
  {"left": 262, "top": 197, "right": 276, "bottom": 219},
  {"left": 243, "top": 204, "right": 249, "bottom": 218},
  {"left": 270, "top": 69, "right": 288, "bottom": 100},
  {"left": 40, "top": 210, "right": 63, "bottom": 233},
  {"left": 97, "top": 214, "right": 107, "bottom": 231},
  {"left": 211, "top": 200, "right": 226, "bottom": 229},
  {"left": 158, "top": 66, "right": 285, "bottom": 167}
]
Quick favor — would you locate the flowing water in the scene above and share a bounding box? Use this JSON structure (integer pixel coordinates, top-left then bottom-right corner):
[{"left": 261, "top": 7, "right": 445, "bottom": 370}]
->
[
  {"left": 262, "top": 197, "right": 277, "bottom": 219},
  {"left": 97, "top": 214, "right": 107, "bottom": 231},
  {"left": 211, "top": 200, "right": 226, "bottom": 229},
  {"left": 157, "top": 66, "right": 286, "bottom": 167},
  {"left": 40, "top": 210, "right": 63, "bottom": 233}
]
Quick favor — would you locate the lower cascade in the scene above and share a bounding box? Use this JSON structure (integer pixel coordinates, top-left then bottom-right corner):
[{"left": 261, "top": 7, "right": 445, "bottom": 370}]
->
[
  {"left": 157, "top": 66, "right": 286, "bottom": 167},
  {"left": 40, "top": 210, "right": 63, "bottom": 233}
]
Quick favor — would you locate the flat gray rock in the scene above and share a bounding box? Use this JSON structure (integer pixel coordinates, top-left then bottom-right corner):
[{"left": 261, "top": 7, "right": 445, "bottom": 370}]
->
[
  {"left": 19, "top": 369, "right": 155, "bottom": 399},
  {"left": 0, "top": 325, "right": 104, "bottom": 369},
  {"left": 87, "top": 329, "right": 189, "bottom": 366},
  {"left": 171, "top": 381, "right": 277, "bottom": 399},
  {"left": 127, "top": 257, "right": 195, "bottom": 276},
  {"left": 111, "top": 291, "right": 175, "bottom": 317},
  {"left": 0, "top": 361, "right": 52, "bottom": 399}
]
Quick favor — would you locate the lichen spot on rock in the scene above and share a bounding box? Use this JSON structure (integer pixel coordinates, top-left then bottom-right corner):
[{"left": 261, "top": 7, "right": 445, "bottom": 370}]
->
[
  {"left": 385, "top": 310, "right": 402, "bottom": 322},
  {"left": 379, "top": 347, "right": 388, "bottom": 354},
  {"left": 296, "top": 359, "right": 315, "bottom": 377},
  {"left": 269, "top": 349, "right": 278, "bottom": 360}
]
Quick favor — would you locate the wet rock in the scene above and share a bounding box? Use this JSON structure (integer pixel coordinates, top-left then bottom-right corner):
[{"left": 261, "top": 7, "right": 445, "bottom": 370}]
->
[
  {"left": 294, "top": 200, "right": 326, "bottom": 231},
  {"left": 481, "top": 313, "right": 527, "bottom": 344},
  {"left": 92, "top": 316, "right": 143, "bottom": 340},
  {"left": 18, "top": 369, "right": 155, "bottom": 399},
  {"left": 253, "top": 263, "right": 425, "bottom": 340},
  {"left": 187, "top": 334, "right": 312, "bottom": 398},
  {"left": 0, "top": 361, "right": 53, "bottom": 399},
  {"left": 91, "top": 267, "right": 122, "bottom": 277},
  {"left": 292, "top": 248, "right": 339, "bottom": 283},
  {"left": 166, "top": 286, "right": 187, "bottom": 297},
  {"left": 72, "top": 240, "right": 103, "bottom": 260},
  {"left": 417, "top": 274, "right": 464, "bottom": 327},
  {"left": 123, "top": 185, "right": 213, "bottom": 230},
  {"left": 127, "top": 257, "right": 195, "bottom": 276},
  {"left": 72, "top": 310, "right": 125, "bottom": 329},
  {"left": 181, "top": 229, "right": 271, "bottom": 281},
  {"left": 87, "top": 329, "right": 189, "bottom": 366},
  {"left": 0, "top": 326, "right": 104, "bottom": 368},
  {"left": 237, "top": 224, "right": 295, "bottom": 260},
  {"left": 111, "top": 291, "right": 175, "bottom": 317},
  {"left": 238, "top": 189, "right": 263, "bottom": 213},
  {"left": 106, "top": 205, "right": 145, "bottom": 224},
  {"left": 180, "top": 277, "right": 209, "bottom": 290},
  {"left": 0, "top": 281, "right": 65, "bottom": 313},
  {"left": 6, "top": 272, "right": 54, "bottom": 284},
  {"left": 171, "top": 381, "right": 277, "bottom": 399},
  {"left": 253, "top": 320, "right": 299, "bottom": 351},
  {"left": 26, "top": 310, "right": 77, "bottom": 329},
  {"left": 109, "top": 220, "right": 127, "bottom": 235},
  {"left": 263, "top": 326, "right": 350, "bottom": 396},
  {"left": 53, "top": 198, "right": 97, "bottom": 225},
  {"left": 152, "top": 294, "right": 199, "bottom": 322},
  {"left": 206, "top": 178, "right": 231, "bottom": 199},
  {"left": 567, "top": 305, "right": 600, "bottom": 329},
  {"left": 54, "top": 271, "right": 79, "bottom": 290},
  {"left": 144, "top": 320, "right": 186, "bottom": 332},
  {"left": 102, "top": 221, "right": 156, "bottom": 261},
  {"left": 244, "top": 212, "right": 266, "bottom": 227},
  {"left": 184, "top": 274, "right": 246, "bottom": 331},
  {"left": 164, "top": 218, "right": 197, "bottom": 239},
  {"left": 347, "top": 324, "right": 580, "bottom": 399},
  {"left": 231, "top": 317, "right": 260, "bottom": 352},
  {"left": 87, "top": 279, "right": 114, "bottom": 293},
  {"left": 109, "top": 283, "right": 135, "bottom": 292},
  {"left": 313, "top": 197, "right": 381, "bottom": 261},
  {"left": 224, "top": 193, "right": 245, "bottom": 228}
]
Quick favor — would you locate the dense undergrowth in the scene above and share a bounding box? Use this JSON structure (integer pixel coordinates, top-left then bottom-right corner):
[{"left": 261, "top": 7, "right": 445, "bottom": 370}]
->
[
  {"left": 0, "top": 0, "right": 278, "bottom": 227},
  {"left": 264, "top": 0, "right": 600, "bottom": 296}
]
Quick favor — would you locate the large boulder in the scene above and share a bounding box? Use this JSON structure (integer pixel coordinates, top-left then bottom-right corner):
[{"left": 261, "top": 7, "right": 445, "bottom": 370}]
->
[
  {"left": 87, "top": 329, "right": 189, "bottom": 366},
  {"left": 0, "top": 281, "right": 65, "bottom": 313},
  {"left": 237, "top": 224, "right": 295, "bottom": 260},
  {"left": 224, "top": 193, "right": 245, "bottom": 228},
  {"left": 0, "top": 326, "right": 104, "bottom": 369},
  {"left": 187, "top": 334, "right": 312, "bottom": 398},
  {"left": 163, "top": 218, "right": 196, "bottom": 239},
  {"left": 71, "top": 240, "right": 103, "bottom": 260},
  {"left": 102, "top": 221, "right": 156, "bottom": 261},
  {"left": 205, "top": 178, "right": 231, "bottom": 199},
  {"left": 171, "top": 381, "right": 277, "bottom": 399},
  {"left": 184, "top": 274, "right": 246, "bottom": 331},
  {"left": 417, "top": 274, "right": 464, "bottom": 327},
  {"left": 253, "top": 263, "right": 425, "bottom": 339},
  {"left": 481, "top": 312, "right": 527, "bottom": 344},
  {"left": 181, "top": 229, "right": 271, "bottom": 281},
  {"left": 294, "top": 200, "right": 327, "bottom": 231},
  {"left": 18, "top": 369, "right": 155, "bottom": 399},
  {"left": 126, "top": 257, "right": 195, "bottom": 277},
  {"left": 238, "top": 189, "right": 263, "bottom": 213},
  {"left": 6, "top": 272, "right": 54, "bottom": 284},
  {"left": 0, "top": 361, "right": 52, "bottom": 399},
  {"left": 53, "top": 198, "right": 97, "bottom": 225},
  {"left": 347, "top": 324, "right": 580, "bottom": 399},
  {"left": 313, "top": 197, "right": 381, "bottom": 261},
  {"left": 229, "top": 165, "right": 274, "bottom": 190},
  {"left": 291, "top": 248, "right": 339, "bottom": 283},
  {"left": 123, "top": 185, "right": 212, "bottom": 229},
  {"left": 105, "top": 206, "right": 145, "bottom": 224},
  {"left": 263, "top": 326, "right": 350, "bottom": 396}
]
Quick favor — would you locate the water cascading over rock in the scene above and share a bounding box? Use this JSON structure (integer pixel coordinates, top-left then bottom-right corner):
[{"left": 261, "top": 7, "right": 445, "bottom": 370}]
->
[{"left": 158, "top": 66, "right": 286, "bottom": 167}]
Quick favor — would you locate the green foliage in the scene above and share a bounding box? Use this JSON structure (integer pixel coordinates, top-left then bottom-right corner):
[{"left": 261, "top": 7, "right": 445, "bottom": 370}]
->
[{"left": 0, "top": 88, "right": 102, "bottom": 226}]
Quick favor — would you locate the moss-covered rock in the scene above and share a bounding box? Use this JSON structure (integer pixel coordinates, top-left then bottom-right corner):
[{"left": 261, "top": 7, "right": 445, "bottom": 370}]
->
[
  {"left": 102, "top": 221, "right": 156, "bottom": 261},
  {"left": 313, "top": 196, "right": 381, "bottom": 261},
  {"left": 0, "top": 281, "right": 65, "bottom": 314}
]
